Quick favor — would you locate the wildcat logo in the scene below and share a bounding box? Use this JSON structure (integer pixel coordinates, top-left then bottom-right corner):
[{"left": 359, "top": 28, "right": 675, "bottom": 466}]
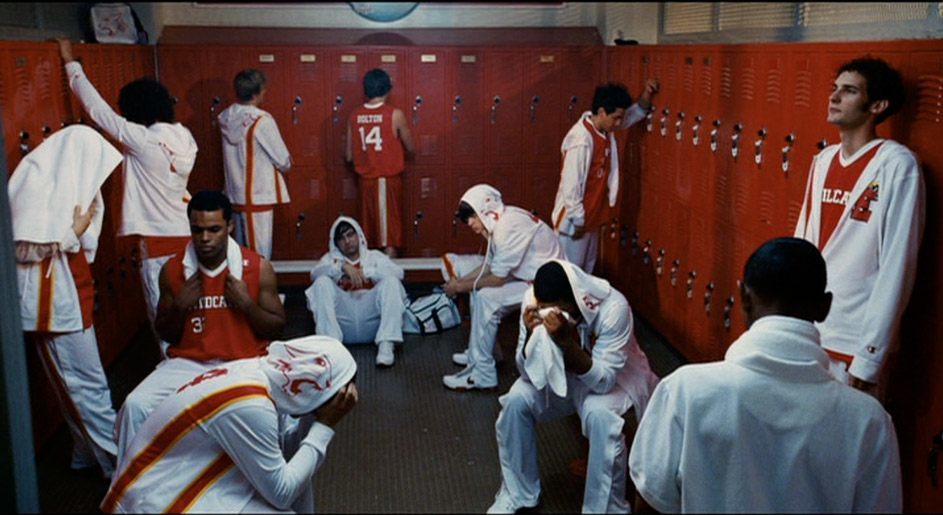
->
[
  {"left": 582, "top": 295, "right": 601, "bottom": 311},
  {"left": 850, "top": 181, "right": 879, "bottom": 223},
  {"left": 176, "top": 368, "right": 229, "bottom": 393}
]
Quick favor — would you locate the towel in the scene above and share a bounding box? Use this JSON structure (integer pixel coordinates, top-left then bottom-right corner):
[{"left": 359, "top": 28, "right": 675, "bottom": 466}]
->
[
  {"left": 8, "top": 124, "right": 122, "bottom": 261},
  {"left": 262, "top": 335, "right": 358, "bottom": 416},
  {"left": 524, "top": 324, "right": 568, "bottom": 397},
  {"left": 182, "top": 237, "right": 244, "bottom": 280}
]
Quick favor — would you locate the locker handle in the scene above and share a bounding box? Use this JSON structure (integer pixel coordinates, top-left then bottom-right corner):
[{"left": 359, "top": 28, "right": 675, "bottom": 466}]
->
[
  {"left": 816, "top": 138, "right": 828, "bottom": 150},
  {"left": 723, "top": 296, "right": 736, "bottom": 330},
  {"left": 731, "top": 123, "right": 743, "bottom": 160},
  {"left": 630, "top": 231, "right": 640, "bottom": 256},
  {"left": 210, "top": 96, "right": 221, "bottom": 126},
  {"left": 754, "top": 127, "right": 767, "bottom": 167},
  {"left": 655, "top": 249, "right": 666, "bottom": 276},
  {"left": 646, "top": 111, "right": 654, "bottom": 133},
  {"left": 42, "top": 125, "right": 52, "bottom": 137},
  {"left": 414, "top": 211, "right": 424, "bottom": 235},
  {"left": 659, "top": 108, "right": 670, "bottom": 137},
  {"left": 704, "top": 282, "right": 715, "bottom": 313},
  {"left": 332, "top": 95, "right": 343, "bottom": 125},
  {"left": 692, "top": 115, "right": 702, "bottom": 146},
  {"left": 568, "top": 95, "right": 578, "bottom": 121},
  {"left": 452, "top": 213, "right": 459, "bottom": 237},
  {"left": 710, "top": 119, "right": 721, "bottom": 153},
  {"left": 530, "top": 95, "right": 540, "bottom": 122},
  {"left": 642, "top": 240, "right": 653, "bottom": 266},
  {"left": 670, "top": 259, "right": 681, "bottom": 286},
  {"left": 782, "top": 133, "right": 796, "bottom": 174},
  {"left": 412, "top": 96, "right": 423, "bottom": 126},
  {"left": 19, "top": 131, "right": 30, "bottom": 155},
  {"left": 452, "top": 96, "right": 462, "bottom": 124},
  {"left": 686, "top": 271, "right": 697, "bottom": 299},
  {"left": 675, "top": 112, "right": 685, "bottom": 142},
  {"left": 292, "top": 96, "right": 303, "bottom": 125},
  {"left": 491, "top": 96, "right": 501, "bottom": 125},
  {"left": 295, "top": 212, "right": 306, "bottom": 241}
]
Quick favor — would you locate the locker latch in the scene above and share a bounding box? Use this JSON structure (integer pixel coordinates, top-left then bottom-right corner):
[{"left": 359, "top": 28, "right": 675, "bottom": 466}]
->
[
  {"left": 568, "top": 95, "right": 579, "bottom": 121},
  {"left": 659, "top": 108, "right": 669, "bottom": 137},
  {"left": 642, "top": 240, "right": 653, "bottom": 266},
  {"left": 608, "top": 219, "right": 619, "bottom": 240},
  {"left": 529, "top": 95, "right": 540, "bottom": 122},
  {"left": 704, "top": 282, "right": 715, "bottom": 313},
  {"left": 710, "top": 120, "right": 721, "bottom": 153},
  {"left": 655, "top": 249, "right": 666, "bottom": 276},
  {"left": 295, "top": 213, "right": 306, "bottom": 241},
  {"left": 414, "top": 211, "right": 424, "bottom": 235},
  {"left": 686, "top": 271, "right": 697, "bottom": 299},
  {"left": 412, "top": 96, "right": 423, "bottom": 126},
  {"left": 630, "top": 231, "right": 640, "bottom": 256},
  {"left": 670, "top": 259, "right": 680, "bottom": 286},
  {"left": 41, "top": 125, "right": 52, "bottom": 139},
  {"left": 782, "top": 133, "right": 795, "bottom": 173},
  {"left": 816, "top": 138, "right": 829, "bottom": 151},
  {"left": 692, "top": 115, "right": 702, "bottom": 146},
  {"left": 332, "top": 95, "right": 343, "bottom": 125},
  {"left": 491, "top": 96, "right": 501, "bottom": 125},
  {"left": 929, "top": 431, "right": 943, "bottom": 487},
  {"left": 754, "top": 127, "right": 767, "bottom": 167},
  {"left": 19, "top": 131, "right": 30, "bottom": 155},
  {"left": 723, "top": 296, "right": 736, "bottom": 330},
  {"left": 645, "top": 111, "right": 654, "bottom": 133},
  {"left": 292, "top": 96, "right": 303, "bottom": 125},
  {"left": 452, "top": 96, "right": 462, "bottom": 125},
  {"left": 731, "top": 123, "right": 743, "bottom": 160},
  {"left": 675, "top": 112, "right": 685, "bottom": 142},
  {"left": 210, "top": 96, "right": 221, "bottom": 126},
  {"left": 619, "top": 225, "right": 629, "bottom": 249}
]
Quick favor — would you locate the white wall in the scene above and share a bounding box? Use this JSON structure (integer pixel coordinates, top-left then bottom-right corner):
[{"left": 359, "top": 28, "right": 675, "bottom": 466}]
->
[{"left": 152, "top": 2, "right": 660, "bottom": 44}]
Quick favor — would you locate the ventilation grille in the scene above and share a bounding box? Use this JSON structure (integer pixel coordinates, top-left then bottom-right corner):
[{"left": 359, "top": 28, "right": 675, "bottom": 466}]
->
[
  {"left": 718, "top": 2, "right": 796, "bottom": 30},
  {"left": 664, "top": 3, "right": 713, "bottom": 35},
  {"left": 800, "top": 2, "right": 931, "bottom": 26}
]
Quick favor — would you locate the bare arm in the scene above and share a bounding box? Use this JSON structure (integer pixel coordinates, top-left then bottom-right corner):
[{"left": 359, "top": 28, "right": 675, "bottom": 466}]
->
[
  {"left": 225, "top": 259, "right": 286, "bottom": 340},
  {"left": 443, "top": 268, "right": 509, "bottom": 296},
  {"left": 393, "top": 108, "right": 414, "bottom": 154}
]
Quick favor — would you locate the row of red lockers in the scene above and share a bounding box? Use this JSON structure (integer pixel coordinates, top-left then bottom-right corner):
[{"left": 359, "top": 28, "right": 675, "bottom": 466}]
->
[
  {"left": 0, "top": 41, "right": 155, "bottom": 449},
  {"left": 596, "top": 41, "right": 943, "bottom": 511}
]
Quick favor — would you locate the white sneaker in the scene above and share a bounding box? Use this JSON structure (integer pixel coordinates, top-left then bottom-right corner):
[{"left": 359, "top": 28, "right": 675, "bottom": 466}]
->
[
  {"left": 442, "top": 367, "right": 497, "bottom": 391},
  {"left": 376, "top": 341, "right": 395, "bottom": 367},
  {"left": 486, "top": 488, "right": 535, "bottom": 514},
  {"left": 452, "top": 350, "right": 469, "bottom": 366}
]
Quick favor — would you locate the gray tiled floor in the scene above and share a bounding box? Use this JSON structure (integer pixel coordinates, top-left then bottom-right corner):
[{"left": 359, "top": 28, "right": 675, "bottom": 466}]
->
[{"left": 35, "top": 285, "right": 686, "bottom": 513}]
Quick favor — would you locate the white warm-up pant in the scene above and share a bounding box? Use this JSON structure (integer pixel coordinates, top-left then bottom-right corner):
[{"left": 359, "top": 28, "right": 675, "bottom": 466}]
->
[
  {"left": 140, "top": 252, "right": 175, "bottom": 359},
  {"left": 442, "top": 253, "right": 529, "bottom": 386},
  {"left": 36, "top": 326, "right": 117, "bottom": 475},
  {"left": 115, "top": 357, "right": 220, "bottom": 460},
  {"left": 558, "top": 231, "right": 600, "bottom": 274},
  {"left": 233, "top": 210, "right": 274, "bottom": 261},
  {"left": 305, "top": 276, "right": 406, "bottom": 345},
  {"left": 495, "top": 377, "right": 633, "bottom": 513}
]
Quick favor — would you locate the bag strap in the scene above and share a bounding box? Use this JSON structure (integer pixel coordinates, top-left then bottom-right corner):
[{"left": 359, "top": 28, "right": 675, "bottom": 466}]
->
[{"left": 431, "top": 310, "right": 444, "bottom": 333}]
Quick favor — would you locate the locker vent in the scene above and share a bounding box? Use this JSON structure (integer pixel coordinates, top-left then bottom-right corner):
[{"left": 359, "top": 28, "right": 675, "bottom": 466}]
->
[
  {"left": 800, "top": 3, "right": 931, "bottom": 26},
  {"left": 718, "top": 3, "right": 797, "bottom": 30}
]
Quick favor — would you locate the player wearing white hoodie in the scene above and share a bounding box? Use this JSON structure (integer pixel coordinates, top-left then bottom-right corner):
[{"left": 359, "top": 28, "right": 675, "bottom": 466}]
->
[
  {"left": 218, "top": 69, "right": 292, "bottom": 260},
  {"left": 58, "top": 38, "right": 199, "bottom": 358}
]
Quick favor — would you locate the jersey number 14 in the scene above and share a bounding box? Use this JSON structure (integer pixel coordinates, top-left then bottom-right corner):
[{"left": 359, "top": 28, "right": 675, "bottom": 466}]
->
[{"left": 358, "top": 126, "right": 384, "bottom": 151}]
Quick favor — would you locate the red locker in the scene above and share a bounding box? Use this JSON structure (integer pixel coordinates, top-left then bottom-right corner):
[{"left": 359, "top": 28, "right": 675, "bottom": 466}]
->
[
  {"left": 403, "top": 165, "right": 446, "bottom": 257},
  {"left": 448, "top": 49, "right": 486, "bottom": 167},
  {"left": 406, "top": 49, "right": 448, "bottom": 166},
  {"left": 445, "top": 167, "right": 489, "bottom": 255},
  {"left": 285, "top": 165, "right": 330, "bottom": 259},
  {"left": 522, "top": 48, "right": 565, "bottom": 166},
  {"left": 328, "top": 49, "right": 366, "bottom": 168},
  {"left": 484, "top": 50, "right": 524, "bottom": 167}
]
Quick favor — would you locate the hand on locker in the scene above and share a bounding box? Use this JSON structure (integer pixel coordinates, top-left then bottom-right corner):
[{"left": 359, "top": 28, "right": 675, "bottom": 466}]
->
[
  {"left": 55, "top": 37, "right": 76, "bottom": 64},
  {"left": 639, "top": 79, "right": 660, "bottom": 111}
]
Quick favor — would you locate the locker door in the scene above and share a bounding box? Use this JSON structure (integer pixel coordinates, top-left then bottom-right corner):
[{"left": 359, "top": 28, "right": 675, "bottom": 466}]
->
[
  {"left": 484, "top": 50, "right": 524, "bottom": 167},
  {"left": 328, "top": 49, "right": 366, "bottom": 222},
  {"left": 896, "top": 49, "right": 943, "bottom": 513},
  {"left": 250, "top": 48, "right": 296, "bottom": 260},
  {"left": 449, "top": 50, "right": 486, "bottom": 166},
  {"left": 522, "top": 48, "right": 564, "bottom": 166},
  {"left": 563, "top": 47, "right": 602, "bottom": 126},
  {"left": 366, "top": 50, "right": 407, "bottom": 111},
  {"left": 404, "top": 166, "right": 446, "bottom": 257},
  {"left": 726, "top": 51, "right": 762, "bottom": 232},
  {"left": 286, "top": 49, "right": 331, "bottom": 259},
  {"left": 407, "top": 49, "right": 448, "bottom": 166},
  {"left": 157, "top": 45, "right": 211, "bottom": 191},
  {"left": 1, "top": 44, "right": 63, "bottom": 170}
]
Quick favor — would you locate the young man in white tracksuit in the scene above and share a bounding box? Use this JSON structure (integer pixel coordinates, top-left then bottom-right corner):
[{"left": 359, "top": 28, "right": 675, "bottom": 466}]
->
[
  {"left": 441, "top": 184, "right": 564, "bottom": 391},
  {"left": 551, "top": 80, "right": 658, "bottom": 273},
  {"left": 59, "top": 38, "right": 199, "bottom": 359},
  {"left": 629, "top": 237, "right": 901, "bottom": 513},
  {"left": 488, "top": 259, "right": 657, "bottom": 514},
  {"left": 218, "top": 68, "right": 293, "bottom": 260},
  {"left": 101, "top": 336, "right": 358, "bottom": 514},
  {"left": 305, "top": 216, "right": 407, "bottom": 367},
  {"left": 11, "top": 126, "right": 123, "bottom": 478},
  {"left": 794, "top": 57, "right": 925, "bottom": 399}
]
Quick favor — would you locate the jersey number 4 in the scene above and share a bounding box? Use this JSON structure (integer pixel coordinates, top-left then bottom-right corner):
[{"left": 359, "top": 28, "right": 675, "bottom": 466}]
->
[{"left": 358, "top": 126, "right": 384, "bottom": 151}]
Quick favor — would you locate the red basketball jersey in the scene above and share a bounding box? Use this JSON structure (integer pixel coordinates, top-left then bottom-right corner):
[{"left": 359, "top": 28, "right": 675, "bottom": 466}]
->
[
  {"left": 350, "top": 103, "right": 405, "bottom": 179},
  {"left": 582, "top": 118, "right": 612, "bottom": 229},
  {"left": 164, "top": 247, "right": 268, "bottom": 361}
]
